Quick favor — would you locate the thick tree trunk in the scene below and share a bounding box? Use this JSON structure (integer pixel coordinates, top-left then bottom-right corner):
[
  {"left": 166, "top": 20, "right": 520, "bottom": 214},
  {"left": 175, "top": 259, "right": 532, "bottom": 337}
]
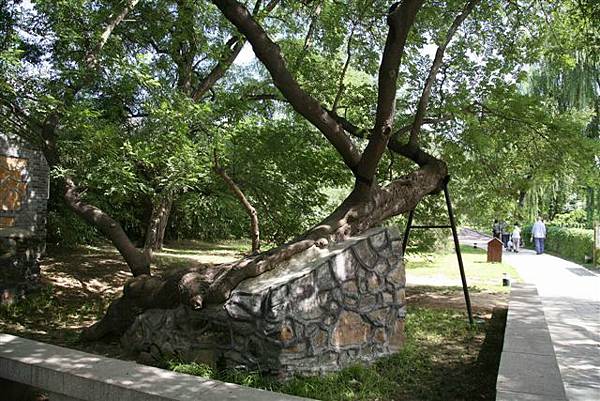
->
[
  {"left": 63, "top": 179, "right": 151, "bottom": 277},
  {"left": 144, "top": 195, "right": 173, "bottom": 252}
]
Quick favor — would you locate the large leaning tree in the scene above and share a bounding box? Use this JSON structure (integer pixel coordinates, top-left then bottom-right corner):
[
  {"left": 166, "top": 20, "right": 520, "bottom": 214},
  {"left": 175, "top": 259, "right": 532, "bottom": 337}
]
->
[
  {"left": 81, "top": 0, "right": 518, "bottom": 340},
  {"left": 0, "top": 0, "right": 282, "bottom": 270},
  {"left": 1, "top": 0, "right": 155, "bottom": 276}
]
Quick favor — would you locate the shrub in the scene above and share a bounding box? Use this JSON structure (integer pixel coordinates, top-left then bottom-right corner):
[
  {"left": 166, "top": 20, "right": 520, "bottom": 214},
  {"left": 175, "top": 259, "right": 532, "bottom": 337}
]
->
[
  {"left": 46, "top": 203, "right": 101, "bottom": 247},
  {"left": 522, "top": 224, "right": 594, "bottom": 264},
  {"left": 551, "top": 208, "right": 588, "bottom": 229}
]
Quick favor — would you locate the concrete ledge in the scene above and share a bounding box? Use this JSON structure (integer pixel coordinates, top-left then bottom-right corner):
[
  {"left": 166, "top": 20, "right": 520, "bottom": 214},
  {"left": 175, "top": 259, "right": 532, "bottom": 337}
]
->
[
  {"left": 0, "top": 333, "right": 315, "bottom": 401},
  {"left": 496, "top": 283, "right": 567, "bottom": 401}
]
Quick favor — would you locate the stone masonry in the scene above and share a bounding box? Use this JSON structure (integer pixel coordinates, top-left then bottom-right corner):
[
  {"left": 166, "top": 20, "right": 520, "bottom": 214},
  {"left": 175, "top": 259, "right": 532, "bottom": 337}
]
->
[
  {"left": 123, "top": 227, "right": 406, "bottom": 377},
  {"left": 0, "top": 133, "right": 49, "bottom": 304}
]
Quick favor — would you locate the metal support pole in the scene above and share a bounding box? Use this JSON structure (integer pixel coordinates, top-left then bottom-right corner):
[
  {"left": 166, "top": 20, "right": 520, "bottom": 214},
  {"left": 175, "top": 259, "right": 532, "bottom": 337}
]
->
[
  {"left": 401, "top": 209, "right": 415, "bottom": 256},
  {"left": 443, "top": 182, "right": 474, "bottom": 325}
]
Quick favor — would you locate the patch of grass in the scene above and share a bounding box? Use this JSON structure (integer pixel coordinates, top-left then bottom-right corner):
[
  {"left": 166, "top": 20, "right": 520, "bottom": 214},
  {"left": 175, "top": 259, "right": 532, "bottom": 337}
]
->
[
  {"left": 166, "top": 306, "right": 503, "bottom": 401},
  {"left": 168, "top": 361, "right": 215, "bottom": 378},
  {"left": 406, "top": 245, "right": 521, "bottom": 292},
  {"left": 152, "top": 254, "right": 197, "bottom": 270},
  {"left": 0, "top": 286, "right": 55, "bottom": 321},
  {"left": 0, "top": 284, "right": 107, "bottom": 345},
  {"left": 164, "top": 239, "right": 253, "bottom": 254}
]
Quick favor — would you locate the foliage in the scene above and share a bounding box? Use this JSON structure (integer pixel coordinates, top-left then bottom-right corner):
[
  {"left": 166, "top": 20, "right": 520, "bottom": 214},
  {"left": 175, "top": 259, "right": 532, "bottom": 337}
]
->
[
  {"left": 444, "top": 86, "right": 597, "bottom": 228},
  {"left": 46, "top": 199, "right": 102, "bottom": 247},
  {"left": 168, "top": 192, "right": 249, "bottom": 241},
  {"left": 522, "top": 225, "right": 595, "bottom": 264},
  {"left": 0, "top": 0, "right": 597, "bottom": 254},
  {"left": 551, "top": 208, "right": 588, "bottom": 229}
]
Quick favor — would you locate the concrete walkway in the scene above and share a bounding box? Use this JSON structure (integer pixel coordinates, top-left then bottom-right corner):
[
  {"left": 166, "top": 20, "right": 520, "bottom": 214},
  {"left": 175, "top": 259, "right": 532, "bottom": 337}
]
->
[
  {"left": 502, "top": 249, "right": 600, "bottom": 400},
  {"left": 459, "top": 229, "right": 600, "bottom": 400}
]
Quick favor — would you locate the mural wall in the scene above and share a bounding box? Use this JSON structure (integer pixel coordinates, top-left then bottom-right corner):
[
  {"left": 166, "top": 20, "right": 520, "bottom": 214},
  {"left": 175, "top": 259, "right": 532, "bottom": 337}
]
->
[{"left": 0, "top": 133, "right": 49, "bottom": 303}]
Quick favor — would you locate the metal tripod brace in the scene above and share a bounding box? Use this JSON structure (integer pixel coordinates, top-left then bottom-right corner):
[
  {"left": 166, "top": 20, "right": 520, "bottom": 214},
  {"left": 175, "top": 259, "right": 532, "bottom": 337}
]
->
[{"left": 401, "top": 176, "right": 474, "bottom": 325}]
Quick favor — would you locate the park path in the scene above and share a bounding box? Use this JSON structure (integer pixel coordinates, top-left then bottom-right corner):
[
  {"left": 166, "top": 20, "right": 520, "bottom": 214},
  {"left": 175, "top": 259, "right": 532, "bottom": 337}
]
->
[{"left": 460, "top": 229, "right": 600, "bottom": 400}]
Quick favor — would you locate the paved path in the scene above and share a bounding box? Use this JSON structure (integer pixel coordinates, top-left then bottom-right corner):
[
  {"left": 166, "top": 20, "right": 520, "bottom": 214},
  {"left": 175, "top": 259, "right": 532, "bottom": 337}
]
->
[
  {"left": 503, "top": 249, "right": 600, "bottom": 400},
  {"left": 459, "top": 229, "right": 600, "bottom": 400}
]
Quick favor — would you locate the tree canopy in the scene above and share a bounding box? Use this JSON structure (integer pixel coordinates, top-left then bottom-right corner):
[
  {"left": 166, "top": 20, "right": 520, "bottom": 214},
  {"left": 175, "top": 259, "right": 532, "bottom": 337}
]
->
[{"left": 1, "top": 0, "right": 598, "bottom": 268}]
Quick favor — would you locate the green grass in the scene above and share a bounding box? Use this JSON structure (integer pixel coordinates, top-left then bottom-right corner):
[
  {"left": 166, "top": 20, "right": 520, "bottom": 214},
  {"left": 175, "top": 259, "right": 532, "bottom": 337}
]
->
[
  {"left": 405, "top": 245, "right": 521, "bottom": 292},
  {"left": 0, "top": 285, "right": 106, "bottom": 346},
  {"left": 165, "top": 306, "right": 502, "bottom": 401}
]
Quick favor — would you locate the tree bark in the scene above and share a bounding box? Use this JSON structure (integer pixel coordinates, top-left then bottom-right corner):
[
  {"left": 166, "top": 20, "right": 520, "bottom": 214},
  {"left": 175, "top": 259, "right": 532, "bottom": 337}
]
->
[
  {"left": 144, "top": 194, "right": 174, "bottom": 252},
  {"left": 214, "top": 152, "right": 260, "bottom": 254},
  {"left": 63, "top": 178, "right": 151, "bottom": 276}
]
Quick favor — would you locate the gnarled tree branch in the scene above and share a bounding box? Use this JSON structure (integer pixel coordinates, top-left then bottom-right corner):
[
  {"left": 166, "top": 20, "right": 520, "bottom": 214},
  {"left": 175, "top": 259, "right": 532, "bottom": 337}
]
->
[
  {"left": 332, "top": 27, "right": 355, "bottom": 112},
  {"left": 211, "top": 0, "right": 361, "bottom": 170},
  {"left": 86, "top": 0, "right": 141, "bottom": 70},
  {"left": 192, "top": 0, "right": 280, "bottom": 101},
  {"left": 408, "top": 0, "right": 480, "bottom": 146},
  {"left": 213, "top": 150, "right": 261, "bottom": 254},
  {"left": 354, "top": 0, "right": 425, "bottom": 186}
]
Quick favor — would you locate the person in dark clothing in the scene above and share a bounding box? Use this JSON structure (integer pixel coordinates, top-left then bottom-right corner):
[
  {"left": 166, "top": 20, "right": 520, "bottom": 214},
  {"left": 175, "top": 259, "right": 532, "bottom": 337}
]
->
[
  {"left": 501, "top": 220, "right": 510, "bottom": 249},
  {"left": 492, "top": 219, "right": 502, "bottom": 239}
]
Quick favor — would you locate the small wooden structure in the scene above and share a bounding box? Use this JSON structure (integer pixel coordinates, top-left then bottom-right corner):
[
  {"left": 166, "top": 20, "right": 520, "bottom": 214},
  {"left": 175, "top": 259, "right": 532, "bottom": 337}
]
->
[{"left": 487, "top": 238, "right": 503, "bottom": 263}]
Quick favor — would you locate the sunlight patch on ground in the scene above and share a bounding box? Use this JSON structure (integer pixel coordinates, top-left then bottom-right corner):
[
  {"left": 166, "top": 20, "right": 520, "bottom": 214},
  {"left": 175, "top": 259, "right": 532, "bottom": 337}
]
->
[{"left": 153, "top": 251, "right": 239, "bottom": 265}]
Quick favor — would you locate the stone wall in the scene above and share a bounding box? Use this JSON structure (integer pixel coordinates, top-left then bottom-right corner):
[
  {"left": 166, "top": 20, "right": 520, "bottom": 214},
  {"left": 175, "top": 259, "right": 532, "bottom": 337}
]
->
[
  {"left": 123, "top": 227, "right": 406, "bottom": 377},
  {"left": 0, "top": 133, "right": 49, "bottom": 303}
]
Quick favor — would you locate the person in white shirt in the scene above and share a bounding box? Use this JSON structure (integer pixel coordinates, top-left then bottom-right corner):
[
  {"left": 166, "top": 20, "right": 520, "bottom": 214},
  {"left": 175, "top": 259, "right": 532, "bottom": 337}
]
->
[
  {"left": 531, "top": 217, "right": 547, "bottom": 254},
  {"left": 511, "top": 223, "right": 521, "bottom": 253}
]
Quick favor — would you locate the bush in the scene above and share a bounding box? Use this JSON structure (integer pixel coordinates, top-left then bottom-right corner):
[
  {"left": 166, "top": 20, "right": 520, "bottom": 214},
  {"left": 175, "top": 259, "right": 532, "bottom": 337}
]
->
[
  {"left": 551, "top": 209, "right": 588, "bottom": 229},
  {"left": 46, "top": 203, "right": 101, "bottom": 247},
  {"left": 522, "top": 225, "right": 594, "bottom": 264}
]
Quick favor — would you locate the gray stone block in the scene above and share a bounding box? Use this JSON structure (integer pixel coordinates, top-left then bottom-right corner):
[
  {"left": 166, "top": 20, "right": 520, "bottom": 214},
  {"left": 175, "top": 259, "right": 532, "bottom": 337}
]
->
[
  {"left": 496, "top": 389, "right": 566, "bottom": 400},
  {"left": 497, "top": 351, "right": 566, "bottom": 398},
  {"left": 502, "top": 325, "right": 555, "bottom": 356},
  {"left": 0, "top": 334, "right": 316, "bottom": 401}
]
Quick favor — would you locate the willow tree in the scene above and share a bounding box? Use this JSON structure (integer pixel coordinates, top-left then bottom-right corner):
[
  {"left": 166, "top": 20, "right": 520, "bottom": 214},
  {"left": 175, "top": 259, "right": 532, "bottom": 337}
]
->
[{"left": 523, "top": 0, "right": 599, "bottom": 225}]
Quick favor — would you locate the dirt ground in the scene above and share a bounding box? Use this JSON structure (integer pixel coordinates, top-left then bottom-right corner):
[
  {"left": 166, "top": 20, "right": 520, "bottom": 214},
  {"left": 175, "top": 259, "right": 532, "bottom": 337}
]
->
[
  {"left": 406, "top": 284, "right": 507, "bottom": 317},
  {"left": 0, "top": 242, "right": 242, "bottom": 358}
]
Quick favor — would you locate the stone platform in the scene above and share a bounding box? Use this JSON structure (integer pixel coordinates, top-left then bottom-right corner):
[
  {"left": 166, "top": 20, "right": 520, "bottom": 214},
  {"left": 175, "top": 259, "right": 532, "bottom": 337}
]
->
[{"left": 123, "top": 227, "right": 407, "bottom": 377}]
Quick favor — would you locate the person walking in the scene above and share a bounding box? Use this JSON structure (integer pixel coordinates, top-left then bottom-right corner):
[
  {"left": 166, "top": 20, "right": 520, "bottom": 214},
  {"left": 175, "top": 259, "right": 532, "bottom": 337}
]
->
[
  {"left": 501, "top": 220, "right": 510, "bottom": 249},
  {"left": 511, "top": 223, "right": 521, "bottom": 253},
  {"left": 492, "top": 219, "right": 502, "bottom": 239},
  {"left": 531, "top": 217, "right": 546, "bottom": 254}
]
